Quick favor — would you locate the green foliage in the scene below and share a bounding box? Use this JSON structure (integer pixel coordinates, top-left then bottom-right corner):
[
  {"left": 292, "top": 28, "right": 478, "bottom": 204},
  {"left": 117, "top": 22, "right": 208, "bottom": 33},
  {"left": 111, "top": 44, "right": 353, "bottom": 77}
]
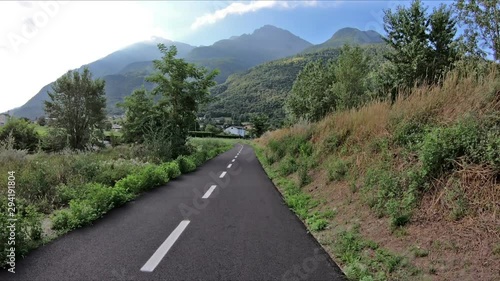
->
[
  {"left": 330, "top": 45, "right": 371, "bottom": 111},
  {"left": 249, "top": 113, "right": 269, "bottom": 138},
  {"left": 419, "top": 118, "right": 481, "bottom": 178},
  {"left": 334, "top": 228, "right": 412, "bottom": 281},
  {"left": 176, "top": 155, "right": 197, "bottom": 173},
  {"left": 0, "top": 118, "right": 40, "bottom": 152},
  {"left": 45, "top": 67, "right": 106, "bottom": 150},
  {"left": 327, "top": 158, "right": 349, "bottom": 182},
  {"left": 160, "top": 161, "right": 182, "bottom": 179},
  {"left": 286, "top": 59, "right": 336, "bottom": 122},
  {"left": 363, "top": 167, "right": 418, "bottom": 227},
  {"left": 40, "top": 127, "right": 68, "bottom": 152},
  {"left": 278, "top": 155, "right": 298, "bottom": 176},
  {"left": 119, "top": 88, "right": 154, "bottom": 143},
  {"left": 120, "top": 44, "right": 218, "bottom": 160},
  {"left": 203, "top": 48, "right": 343, "bottom": 127},
  {"left": 383, "top": 0, "right": 459, "bottom": 94},
  {"left": 0, "top": 200, "right": 43, "bottom": 264},
  {"left": 455, "top": 0, "right": 500, "bottom": 62}
]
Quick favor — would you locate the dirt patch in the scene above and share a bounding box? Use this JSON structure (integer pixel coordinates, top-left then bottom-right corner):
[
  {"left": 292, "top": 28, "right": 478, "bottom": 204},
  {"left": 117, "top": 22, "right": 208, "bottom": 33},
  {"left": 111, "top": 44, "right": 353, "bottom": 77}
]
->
[{"left": 300, "top": 169, "right": 500, "bottom": 281}]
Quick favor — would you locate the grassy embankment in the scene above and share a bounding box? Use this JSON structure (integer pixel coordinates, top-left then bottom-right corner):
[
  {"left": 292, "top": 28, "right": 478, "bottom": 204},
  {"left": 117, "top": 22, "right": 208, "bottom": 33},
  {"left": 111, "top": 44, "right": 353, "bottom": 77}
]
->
[
  {"left": 0, "top": 138, "right": 236, "bottom": 268},
  {"left": 254, "top": 67, "right": 500, "bottom": 280}
]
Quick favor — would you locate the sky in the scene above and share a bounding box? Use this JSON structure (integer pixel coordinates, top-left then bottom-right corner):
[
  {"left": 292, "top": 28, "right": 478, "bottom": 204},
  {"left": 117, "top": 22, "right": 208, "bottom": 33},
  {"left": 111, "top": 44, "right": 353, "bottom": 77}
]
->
[{"left": 0, "top": 0, "right": 455, "bottom": 114}]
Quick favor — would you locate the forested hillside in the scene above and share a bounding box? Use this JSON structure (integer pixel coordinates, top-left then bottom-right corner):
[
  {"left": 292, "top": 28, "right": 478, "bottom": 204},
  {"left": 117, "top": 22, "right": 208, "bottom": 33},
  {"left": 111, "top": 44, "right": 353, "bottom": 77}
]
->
[{"left": 203, "top": 45, "right": 389, "bottom": 127}]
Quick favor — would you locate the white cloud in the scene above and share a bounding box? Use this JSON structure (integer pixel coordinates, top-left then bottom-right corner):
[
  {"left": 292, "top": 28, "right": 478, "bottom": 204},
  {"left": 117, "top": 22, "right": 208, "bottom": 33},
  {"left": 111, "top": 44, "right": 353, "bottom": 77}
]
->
[
  {"left": 190, "top": 1, "right": 342, "bottom": 30},
  {"left": 191, "top": 1, "right": 282, "bottom": 30}
]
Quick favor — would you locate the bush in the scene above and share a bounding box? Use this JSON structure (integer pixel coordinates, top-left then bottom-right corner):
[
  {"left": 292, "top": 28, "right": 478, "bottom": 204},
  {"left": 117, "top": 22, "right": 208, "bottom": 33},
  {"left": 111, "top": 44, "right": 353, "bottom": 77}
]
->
[
  {"left": 176, "top": 155, "right": 196, "bottom": 173},
  {"left": 327, "top": 158, "right": 349, "bottom": 182},
  {"left": 40, "top": 127, "right": 67, "bottom": 152},
  {"left": 0, "top": 118, "right": 40, "bottom": 152},
  {"left": 278, "top": 155, "right": 298, "bottom": 176},
  {"left": 0, "top": 200, "right": 43, "bottom": 263},
  {"left": 160, "top": 161, "right": 181, "bottom": 179},
  {"left": 419, "top": 119, "right": 480, "bottom": 178}
]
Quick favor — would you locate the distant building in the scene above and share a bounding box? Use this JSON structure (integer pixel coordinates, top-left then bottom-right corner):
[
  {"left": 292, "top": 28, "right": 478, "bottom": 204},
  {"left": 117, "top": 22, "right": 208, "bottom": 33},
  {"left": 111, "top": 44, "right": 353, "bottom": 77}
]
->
[
  {"left": 111, "top": 124, "right": 122, "bottom": 131},
  {"left": 224, "top": 126, "right": 246, "bottom": 137},
  {"left": 0, "top": 114, "right": 9, "bottom": 126}
]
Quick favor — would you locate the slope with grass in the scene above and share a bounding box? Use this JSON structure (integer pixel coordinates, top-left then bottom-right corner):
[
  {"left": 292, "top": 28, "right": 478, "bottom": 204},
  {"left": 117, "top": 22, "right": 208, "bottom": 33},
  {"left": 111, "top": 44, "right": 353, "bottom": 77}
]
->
[{"left": 254, "top": 66, "right": 500, "bottom": 280}]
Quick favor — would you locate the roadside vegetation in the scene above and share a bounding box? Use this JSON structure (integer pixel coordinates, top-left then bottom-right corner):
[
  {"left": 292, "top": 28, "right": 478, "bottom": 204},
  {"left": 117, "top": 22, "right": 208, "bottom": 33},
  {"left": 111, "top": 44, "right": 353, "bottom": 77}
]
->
[
  {"left": 0, "top": 43, "right": 232, "bottom": 268},
  {"left": 256, "top": 1, "right": 499, "bottom": 280}
]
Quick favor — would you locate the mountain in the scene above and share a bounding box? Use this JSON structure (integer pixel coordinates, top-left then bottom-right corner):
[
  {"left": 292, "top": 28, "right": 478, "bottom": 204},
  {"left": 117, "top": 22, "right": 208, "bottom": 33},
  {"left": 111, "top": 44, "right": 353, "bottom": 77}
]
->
[
  {"left": 200, "top": 48, "right": 341, "bottom": 126},
  {"left": 303, "top": 27, "right": 384, "bottom": 53},
  {"left": 81, "top": 37, "right": 194, "bottom": 78},
  {"left": 186, "top": 25, "right": 313, "bottom": 83},
  {"left": 8, "top": 27, "right": 384, "bottom": 121},
  {"left": 10, "top": 39, "right": 193, "bottom": 119},
  {"left": 201, "top": 44, "right": 390, "bottom": 127}
]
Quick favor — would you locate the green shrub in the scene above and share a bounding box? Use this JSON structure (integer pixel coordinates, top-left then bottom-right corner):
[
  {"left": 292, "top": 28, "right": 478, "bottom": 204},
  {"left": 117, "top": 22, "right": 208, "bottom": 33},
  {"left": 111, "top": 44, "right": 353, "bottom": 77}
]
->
[
  {"left": 327, "top": 158, "right": 349, "bottom": 182},
  {"left": 298, "top": 162, "right": 311, "bottom": 187},
  {"left": 0, "top": 201, "right": 43, "bottom": 264},
  {"left": 93, "top": 159, "right": 138, "bottom": 186},
  {"left": 40, "top": 127, "right": 67, "bottom": 152},
  {"left": 278, "top": 155, "right": 298, "bottom": 176},
  {"left": 0, "top": 118, "right": 40, "bottom": 152},
  {"left": 393, "top": 120, "right": 428, "bottom": 148},
  {"left": 161, "top": 161, "right": 181, "bottom": 179},
  {"left": 419, "top": 119, "right": 480, "bottom": 178},
  {"left": 307, "top": 217, "right": 328, "bottom": 231},
  {"left": 176, "top": 155, "right": 197, "bottom": 173}
]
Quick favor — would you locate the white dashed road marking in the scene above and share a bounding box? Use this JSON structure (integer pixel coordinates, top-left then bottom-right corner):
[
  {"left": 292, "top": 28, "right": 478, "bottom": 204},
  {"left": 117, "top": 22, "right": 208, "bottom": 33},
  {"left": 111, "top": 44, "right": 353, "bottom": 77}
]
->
[
  {"left": 220, "top": 171, "right": 227, "bottom": 178},
  {"left": 140, "top": 220, "right": 190, "bottom": 272},
  {"left": 202, "top": 185, "right": 217, "bottom": 199}
]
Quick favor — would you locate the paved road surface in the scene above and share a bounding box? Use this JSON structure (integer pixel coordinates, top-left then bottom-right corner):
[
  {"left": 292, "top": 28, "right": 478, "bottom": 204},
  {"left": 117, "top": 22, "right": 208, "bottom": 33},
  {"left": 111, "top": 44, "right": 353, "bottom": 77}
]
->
[{"left": 1, "top": 144, "right": 346, "bottom": 281}]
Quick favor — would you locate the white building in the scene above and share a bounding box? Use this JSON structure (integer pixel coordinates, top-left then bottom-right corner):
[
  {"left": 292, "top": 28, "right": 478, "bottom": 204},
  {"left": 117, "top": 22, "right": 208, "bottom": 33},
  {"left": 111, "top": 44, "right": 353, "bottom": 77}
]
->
[
  {"left": 111, "top": 124, "right": 122, "bottom": 131},
  {"left": 224, "top": 126, "right": 246, "bottom": 137}
]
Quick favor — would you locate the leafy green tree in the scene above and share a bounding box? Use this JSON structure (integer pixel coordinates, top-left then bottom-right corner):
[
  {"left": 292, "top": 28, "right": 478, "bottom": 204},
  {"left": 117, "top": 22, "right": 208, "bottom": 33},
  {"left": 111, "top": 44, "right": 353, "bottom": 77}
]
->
[
  {"left": 330, "top": 45, "right": 370, "bottom": 110},
  {"left": 120, "top": 44, "right": 218, "bottom": 159},
  {"left": 286, "top": 60, "right": 336, "bottom": 122},
  {"left": 44, "top": 67, "right": 106, "bottom": 150},
  {"left": 428, "top": 4, "right": 460, "bottom": 80},
  {"left": 250, "top": 114, "right": 269, "bottom": 138},
  {"left": 455, "top": 0, "right": 500, "bottom": 62},
  {"left": 0, "top": 118, "right": 40, "bottom": 152},
  {"left": 383, "top": 0, "right": 459, "bottom": 93},
  {"left": 119, "top": 88, "right": 154, "bottom": 143}
]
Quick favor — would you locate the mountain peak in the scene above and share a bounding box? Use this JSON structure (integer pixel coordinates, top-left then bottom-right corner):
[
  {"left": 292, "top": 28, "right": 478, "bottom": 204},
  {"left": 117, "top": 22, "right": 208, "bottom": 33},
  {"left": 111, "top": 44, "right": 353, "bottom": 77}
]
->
[{"left": 303, "top": 27, "right": 384, "bottom": 53}]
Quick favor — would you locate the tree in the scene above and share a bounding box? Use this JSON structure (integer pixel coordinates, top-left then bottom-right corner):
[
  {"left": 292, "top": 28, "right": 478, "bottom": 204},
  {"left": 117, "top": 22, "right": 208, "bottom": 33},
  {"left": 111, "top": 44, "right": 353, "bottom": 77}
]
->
[
  {"left": 36, "top": 116, "right": 46, "bottom": 126},
  {"left": 428, "top": 4, "right": 460, "bottom": 79},
  {"left": 250, "top": 114, "right": 269, "bottom": 138},
  {"left": 119, "top": 88, "right": 154, "bottom": 143},
  {"left": 330, "top": 45, "right": 371, "bottom": 110},
  {"left": 0, "top": 118, "right": 40, "bottom": 152},
  {"left": 120, "top": 44, "right": 218, "bottom": 159},
  {"left": 383, "top": 0, "right": 459, "bottom": 92},
  {"left": 44, "top": 67, "right": 106, "bottom": 150},
  {"left": 455, "top": 0, "right": 500, "bottom": 62},
  {"left": 286, "top": 60, "right": 336, "bottom": 122}
]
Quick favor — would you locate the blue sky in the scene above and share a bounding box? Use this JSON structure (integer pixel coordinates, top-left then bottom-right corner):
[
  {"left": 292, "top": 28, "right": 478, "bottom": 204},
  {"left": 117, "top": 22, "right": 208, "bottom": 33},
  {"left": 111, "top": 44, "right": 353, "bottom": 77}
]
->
[{"left": 0, "top": 0, "right": 456, "bottom": 113}]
